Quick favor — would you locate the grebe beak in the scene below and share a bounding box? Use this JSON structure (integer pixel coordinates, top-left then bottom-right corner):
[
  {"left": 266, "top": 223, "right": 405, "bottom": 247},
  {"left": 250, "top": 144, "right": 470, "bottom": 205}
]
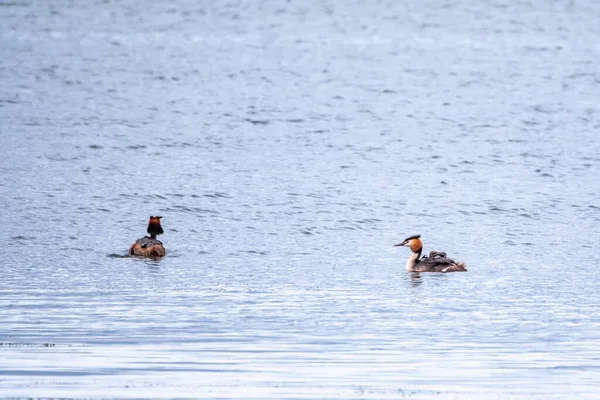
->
[{"left": 394, "top": 240, "right": 409, "bottom": 247}]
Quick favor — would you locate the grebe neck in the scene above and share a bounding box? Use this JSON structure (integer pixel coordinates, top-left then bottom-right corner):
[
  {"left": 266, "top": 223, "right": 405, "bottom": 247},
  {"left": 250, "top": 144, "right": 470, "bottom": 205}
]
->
[
  {"left": 406, "top": 250, "right": 422, "bottom": 271},
  {"left": 150, "top": 233, "right": 157, "bottom": 239}
]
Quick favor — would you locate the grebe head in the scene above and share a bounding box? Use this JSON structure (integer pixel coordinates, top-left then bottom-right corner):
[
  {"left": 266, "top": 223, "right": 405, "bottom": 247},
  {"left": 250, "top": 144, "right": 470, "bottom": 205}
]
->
[
  {"left": 394, "top": 234, "right": 423, "bottom": 253},
  {"left": 147, "top": 215, "right": 164, "bottom": 237}
]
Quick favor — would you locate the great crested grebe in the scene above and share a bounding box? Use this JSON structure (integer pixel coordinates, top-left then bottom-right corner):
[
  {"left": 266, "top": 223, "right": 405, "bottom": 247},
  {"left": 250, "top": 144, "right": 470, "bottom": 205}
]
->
[
  {"left": 129, "top": 216, "right": 166, "bottom": 258},
  {"left": 395, "top": 234, "right": 466, "bottom": 273}
]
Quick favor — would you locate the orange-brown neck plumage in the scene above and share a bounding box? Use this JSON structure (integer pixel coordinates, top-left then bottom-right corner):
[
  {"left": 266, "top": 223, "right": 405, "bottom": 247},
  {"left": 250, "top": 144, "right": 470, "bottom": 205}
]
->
[
  {"left": 409, "top": 238, "right": 423, "bottom": 253},
  {"left": 147, "top": 215, "right": 163, "bottom": 239}
]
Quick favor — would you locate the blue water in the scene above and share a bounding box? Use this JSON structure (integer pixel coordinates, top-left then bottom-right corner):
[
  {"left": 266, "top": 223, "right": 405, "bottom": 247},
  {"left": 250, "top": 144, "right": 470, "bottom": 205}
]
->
[{"left": 1, "top": 1, "right": 600, "bottom": 398}]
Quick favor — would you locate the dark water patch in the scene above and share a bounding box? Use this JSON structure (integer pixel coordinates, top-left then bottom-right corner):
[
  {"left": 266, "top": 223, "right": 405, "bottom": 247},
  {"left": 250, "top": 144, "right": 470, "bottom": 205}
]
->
[
  {"left": 164, "top": 205, "right": 219, "bottom": 214},
  {"left": 238, "top": 250, "right": 268, "bottom": 255},
  {"left": 1, "top": 369, "right": 112, "bottom": 377},
  {"left": 10, "top": 235, "right": 36, "bottom": 241},
  {"left": 356, "top": 218, "right": 383, "bottom": 224},
  {"left": 246, "top": 118, "right": 270, "bottom": 125},
  {"left": 0, "top": 97, "right": 19, "bottom": 104},
  {"left": 45, "top": 154, "right": 83, "bottom": 162},
  {"left": 504, "top": 231, "right": 522, "bottom": 238},
  {"left": 107, "top": 253, "right": 130, "bottom": 258},
  {"left": 60, "top": 246, "right": 84, "bottom": 252},
  {"left": 203, "top": 192, "right": 232, "bottom": 199},
  {"left": 160, "top": 141, "right": 195, "bottom": 148},
  {"left": 567, "top": 72, "right": 598, "bottom": 80},
  {"left": 522, "top": 119, "right": 542, "bottom": 127},
  {"left": 0, "top": 342, "right": 56, "bottom": 348},
  {"left": 532, "top": 105, "right": 556, "bottom": 114}
]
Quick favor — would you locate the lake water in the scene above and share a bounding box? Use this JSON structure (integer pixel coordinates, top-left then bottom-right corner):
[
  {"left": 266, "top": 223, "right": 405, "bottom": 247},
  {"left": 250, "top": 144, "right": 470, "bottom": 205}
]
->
[{"left": 1, "top": 0, "right": 600, "bottom": 398}]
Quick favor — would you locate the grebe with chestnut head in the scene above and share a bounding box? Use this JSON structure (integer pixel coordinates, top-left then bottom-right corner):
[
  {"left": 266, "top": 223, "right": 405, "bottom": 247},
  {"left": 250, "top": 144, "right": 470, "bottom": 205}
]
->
[
  {"left": 394, "top": 234, "right": 466, "bottom": 273},
  {"left": 129, "top": 216, "right": 166, "bottom": 258}
]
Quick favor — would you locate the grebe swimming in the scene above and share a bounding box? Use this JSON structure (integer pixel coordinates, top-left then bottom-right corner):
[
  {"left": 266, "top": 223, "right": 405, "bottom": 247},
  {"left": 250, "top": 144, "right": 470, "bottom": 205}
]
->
[
  {"left": 129, "top": 216, "right": 166, "bottom": 258},
  {"left": 394, "top": 234, "right": 466, "bottom": 273}
]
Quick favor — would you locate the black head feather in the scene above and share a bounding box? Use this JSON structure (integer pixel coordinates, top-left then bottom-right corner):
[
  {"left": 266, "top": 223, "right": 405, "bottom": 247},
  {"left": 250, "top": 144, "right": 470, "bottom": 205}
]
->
[{"left": 404, "top": 234, "right": 421, "bottom": 241}]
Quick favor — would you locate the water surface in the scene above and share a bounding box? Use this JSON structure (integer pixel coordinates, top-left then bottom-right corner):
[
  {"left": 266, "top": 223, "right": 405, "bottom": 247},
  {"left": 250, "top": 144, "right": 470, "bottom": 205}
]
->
[{"left": 1, "top": 0, "right": 600, "bottom": 398}]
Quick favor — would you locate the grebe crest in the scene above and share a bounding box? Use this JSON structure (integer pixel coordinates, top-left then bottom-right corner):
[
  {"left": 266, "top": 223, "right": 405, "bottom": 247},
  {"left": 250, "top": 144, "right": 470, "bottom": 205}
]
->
[{"left": 394, "top": 234, "right": 466, "bottom": 273}]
